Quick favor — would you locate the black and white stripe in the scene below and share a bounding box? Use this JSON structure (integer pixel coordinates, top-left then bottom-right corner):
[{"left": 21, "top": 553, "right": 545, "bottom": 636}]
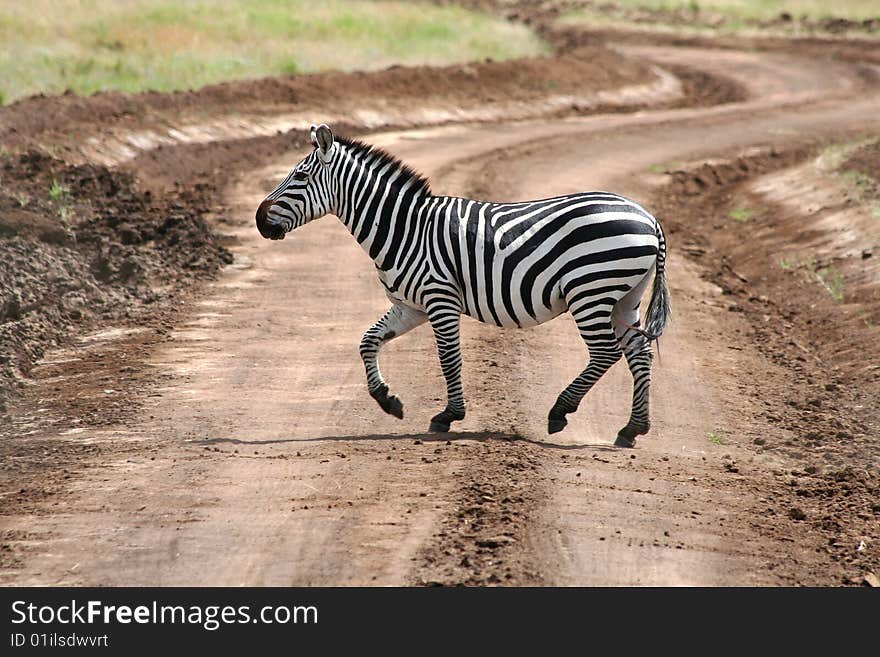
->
[{"left": 256, "top": 124, "right": 670, "bottom": 446}]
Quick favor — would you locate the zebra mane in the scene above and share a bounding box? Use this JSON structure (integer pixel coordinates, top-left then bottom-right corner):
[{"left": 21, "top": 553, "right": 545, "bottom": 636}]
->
[{"left": 335, "top": 136, "right": 432, "bottom": 198}]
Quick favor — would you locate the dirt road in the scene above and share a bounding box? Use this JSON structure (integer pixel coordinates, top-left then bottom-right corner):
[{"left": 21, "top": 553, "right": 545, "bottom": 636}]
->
[{"left": 2, "top": 43, "right": 878, "bottom": 585}]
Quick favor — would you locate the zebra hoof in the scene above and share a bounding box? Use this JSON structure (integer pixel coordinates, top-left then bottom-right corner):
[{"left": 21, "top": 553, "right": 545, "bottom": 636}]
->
[
  {"left": 548, "top": 417, "right": 568, "bottom": 434},
  {"left": 378, "top": 395, "right": 404, "bottom": 419},
  {"left": 614, "top": 422, "right": 648, "bottom": 448},
  {"left": 547, "top": 405, "right": 569, "bottom": 434},
  {"left": 429, "top": 408, "right": 464, "bottom": 433}
]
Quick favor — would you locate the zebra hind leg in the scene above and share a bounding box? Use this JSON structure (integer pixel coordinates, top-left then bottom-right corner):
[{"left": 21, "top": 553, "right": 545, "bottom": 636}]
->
[
  {"left": 360, "top": 304, "right": 427, "bottom": 419},
  {"left": 426, "top": 307, "right": 465, "bottom": 433},
  {"left": 548, "top": 320, "right": 622, "bottom": 434},
  {"left": 612, "top": 306, "right": 653, "bottom": 448}
]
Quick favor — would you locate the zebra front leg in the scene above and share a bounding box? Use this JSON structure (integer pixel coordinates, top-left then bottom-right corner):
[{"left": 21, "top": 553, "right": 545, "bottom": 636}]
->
[
  {"left": 548, "top": 323, "right": 622, "bottom": 434},
  {"left": 360, "top": 304, "right": 427, "bottom": 419},
  {"left": 427, "top": 307, "right": 465, "bottom": 433}
]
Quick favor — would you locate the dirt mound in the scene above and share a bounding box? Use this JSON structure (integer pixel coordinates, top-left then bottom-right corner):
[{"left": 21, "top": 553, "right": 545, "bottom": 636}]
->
[
  {"left": 0, "top": 150, "right": 231, "bottom": 413},
  {"left": 652, "top": 146, "right": 879, "bottom": 583},
  {"left": 465, "top": 0, "right": 880, "bottom": 38},
  {"left": 655, "top": 145, "right": 879, "bottom": 465},
  {"left": 0, "top": 49, "right": 654, "bottom": 158}
]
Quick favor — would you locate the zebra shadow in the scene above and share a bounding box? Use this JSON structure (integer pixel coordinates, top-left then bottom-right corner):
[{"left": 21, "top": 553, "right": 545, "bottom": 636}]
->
[{"left": 194, "top": 432, "right": 619, "bottom": 451}]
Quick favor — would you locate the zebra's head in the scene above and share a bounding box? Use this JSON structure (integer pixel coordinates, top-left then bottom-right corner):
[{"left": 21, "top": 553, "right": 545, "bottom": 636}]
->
[{"left": 256, "top": 123, "right": 338, "bottom": 240}]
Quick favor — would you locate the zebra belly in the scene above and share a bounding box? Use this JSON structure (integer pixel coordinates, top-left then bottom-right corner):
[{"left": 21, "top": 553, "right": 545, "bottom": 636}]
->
[{"left": 462, "top": 278, "right": 567, "bottom": 328}]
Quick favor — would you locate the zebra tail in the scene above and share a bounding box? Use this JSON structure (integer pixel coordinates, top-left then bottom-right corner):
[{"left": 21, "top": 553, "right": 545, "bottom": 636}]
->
[{"left": 643, "top": 221, "right": 671, "bottom": 340}]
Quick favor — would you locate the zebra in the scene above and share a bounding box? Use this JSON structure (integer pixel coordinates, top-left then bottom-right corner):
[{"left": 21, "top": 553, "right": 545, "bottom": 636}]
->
[{"left": 256, "top": 124, "right": 670, "bottom": 447}]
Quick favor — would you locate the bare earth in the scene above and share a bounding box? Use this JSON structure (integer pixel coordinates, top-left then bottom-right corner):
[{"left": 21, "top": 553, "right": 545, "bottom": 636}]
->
[{"left": 1, "top": 38, "right": 878, "bottom": 585}]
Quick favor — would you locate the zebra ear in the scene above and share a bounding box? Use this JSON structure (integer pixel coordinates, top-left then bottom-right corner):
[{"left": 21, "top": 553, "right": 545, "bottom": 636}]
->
[
  {"left": 309, "top": 124, "right": 319, "bottom": 148},
  {"left": 315, "top": 124, "right": 335, "bottom": 162}
]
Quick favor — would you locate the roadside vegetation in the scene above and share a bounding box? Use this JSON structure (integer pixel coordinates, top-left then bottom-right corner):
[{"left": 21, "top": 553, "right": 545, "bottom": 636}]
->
[
  {"left": 558, "top": 0, "right": 880, "bottom": 35},
  {"left": 0, "top": 0, "right": 548, "bottom": 104},
  {"left": 605, "top": 0, "right": 879, "bottom": 21}
]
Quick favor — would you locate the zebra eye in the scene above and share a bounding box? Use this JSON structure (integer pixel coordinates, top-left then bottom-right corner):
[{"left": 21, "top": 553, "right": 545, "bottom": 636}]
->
[{"left": 292, "top": 170, "right": 309, "bottom": 181}]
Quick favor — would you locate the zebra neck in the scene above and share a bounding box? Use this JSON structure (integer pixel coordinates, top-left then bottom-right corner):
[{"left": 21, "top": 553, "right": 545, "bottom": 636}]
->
[{"left": 335, "top": 170, "right": 429, "bottom": 271}]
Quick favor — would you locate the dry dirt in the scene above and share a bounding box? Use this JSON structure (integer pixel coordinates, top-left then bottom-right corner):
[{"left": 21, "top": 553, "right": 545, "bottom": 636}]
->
[{"left": 1, "top": 15, "right": 878, "bottom": 586}]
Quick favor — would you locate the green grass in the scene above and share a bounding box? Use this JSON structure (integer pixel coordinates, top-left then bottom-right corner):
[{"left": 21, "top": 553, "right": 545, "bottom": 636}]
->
[
  {"left": 779, "top": 254, "right": 844, "bottom": 302},
  {"left": 817, "top": 265, "right": 844, "bottom": 302},
  {"left": 729, "top": 207, "right": 752, "bottom": 222},
  {"left": 0, "top": 0, "right": 549, "bottom": 104},
  {"left": 48, "top": 180, "right": 68, "bottom": 201},
  {"left": 706, "top": 430, "right": 724, "bottom": 445}
]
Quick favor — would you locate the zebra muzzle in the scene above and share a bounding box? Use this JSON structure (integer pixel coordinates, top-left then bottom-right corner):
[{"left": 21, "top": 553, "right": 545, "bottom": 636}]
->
[{"left": 255, "top": 199, "right": 286, "bottom": 240}]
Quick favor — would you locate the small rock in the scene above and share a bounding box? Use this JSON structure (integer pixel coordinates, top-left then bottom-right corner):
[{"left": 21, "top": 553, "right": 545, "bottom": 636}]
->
[
  {"left": 788, "top": 507, "right": 807, "bottom": 521},
  {"left": 864, "top": 572, "right": 879, "bottom": 587}
]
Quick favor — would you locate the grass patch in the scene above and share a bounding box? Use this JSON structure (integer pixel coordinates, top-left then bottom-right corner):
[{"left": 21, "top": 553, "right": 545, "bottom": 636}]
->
[
  {"left": 0, "top": 0, "right": 549, "bottom": 104},
  {"left": 48, "top": 180, "right": 68, "bottom": 202},
  {"left": 839, "top": 169, "right": 878, "bottom": 203},
  {"left": 817, "top": 265, "right": 844, "bottom": 302},
  {"left": 816, "top": 138, "right": 874, "bottom": 171},
  {"left": 706, "top": 430, "right": 724, "bottom": 445},
  {"left": 779, "top": 256, "right": 812, "bottom": 271},
  {"left": 647, "top": 160, "right": 684, "bottom": 174},
  {"left": 818, "top": 138, "right": 880, "bottom": 214},
  {"left": 729, "top": 207, "right": 752, "bottom": 222},
  {"left": 779, "top": 254, "right": 845, "bottom": 302}
]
